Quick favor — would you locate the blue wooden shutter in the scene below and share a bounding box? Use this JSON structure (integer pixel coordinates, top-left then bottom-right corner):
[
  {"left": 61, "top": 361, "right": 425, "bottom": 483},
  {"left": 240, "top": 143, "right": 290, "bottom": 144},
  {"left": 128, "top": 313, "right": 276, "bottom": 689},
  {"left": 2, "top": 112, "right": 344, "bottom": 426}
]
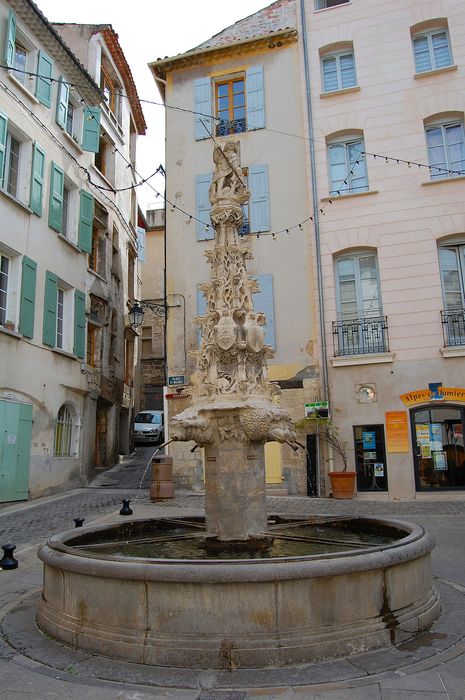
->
[
  {"left": 35, "top": 51, "right": 53, "bottom": 107},
  {"left": 30, "top": 143, "right": 45, "bottom": 216},
  {"left": 194, "top": 78, "right": 212, "bottom": 140},
  {"left": 196, "top": 285, "right": 207, "bottom": 347},
  {"left": 246, "top": 65, "right": 265, "bottom": 130},
  {"left": 48, "top": 162, "right": 64, "bottom": 233},
  {"left": 82, "top": 107, "right": 101, "bottom": 153},
  {"left": 43, "top": 271, "right": 58, "bottom": 346},
  {"left": 0, "top": 112, "right": 8, "bottom": 188},
  {"left": 74, "top": 289, "right": 86, "bottom": 359},
  {"left": 137, "top": 226, "right": 146, "bottom": 262},
  {"left": 4, "top": 10, "right": 16, "bottom": 68},
  {"left": 55, "top": 76, "right": 69, "bottom": 129},
  {"left": 196, "top": 173, "right": 213, "bottom": 240},
  {"left": 253, "top": 274, "right": 275, "bottom": 349},
  {"left": 78, "top": 190, "right": 94, "bottom": 253},
  {"left": 19, "top": 256, "right": 37, "bottom": 338},
  {"left": 249, "top": 164, "right": 270, "bottom": 232}
]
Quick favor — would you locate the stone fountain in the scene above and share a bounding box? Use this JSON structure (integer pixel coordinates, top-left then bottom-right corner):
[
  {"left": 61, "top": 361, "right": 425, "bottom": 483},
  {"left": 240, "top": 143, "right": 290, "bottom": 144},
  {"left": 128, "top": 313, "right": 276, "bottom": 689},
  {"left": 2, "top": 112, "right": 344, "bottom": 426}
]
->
[{"left": 37, "top": 141, "right": 441, "bottom": 670}]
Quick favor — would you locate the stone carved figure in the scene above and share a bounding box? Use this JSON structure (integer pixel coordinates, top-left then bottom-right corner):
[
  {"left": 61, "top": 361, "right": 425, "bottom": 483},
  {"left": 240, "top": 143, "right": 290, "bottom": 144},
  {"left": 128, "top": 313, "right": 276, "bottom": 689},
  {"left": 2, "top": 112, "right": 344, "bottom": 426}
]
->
[{"left": 209, "top": 141, "right": 250, "bottom": 207}]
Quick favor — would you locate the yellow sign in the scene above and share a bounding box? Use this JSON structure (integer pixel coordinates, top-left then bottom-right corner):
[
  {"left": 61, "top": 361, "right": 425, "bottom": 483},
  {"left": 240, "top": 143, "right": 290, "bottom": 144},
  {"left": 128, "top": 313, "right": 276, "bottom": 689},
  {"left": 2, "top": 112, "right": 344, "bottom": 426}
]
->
[
  {"left": 386, "top": 411, "right": 410, "bottom": 453},
  {"left": 400, "top": 387, "right": 465, "bottom": 407}
]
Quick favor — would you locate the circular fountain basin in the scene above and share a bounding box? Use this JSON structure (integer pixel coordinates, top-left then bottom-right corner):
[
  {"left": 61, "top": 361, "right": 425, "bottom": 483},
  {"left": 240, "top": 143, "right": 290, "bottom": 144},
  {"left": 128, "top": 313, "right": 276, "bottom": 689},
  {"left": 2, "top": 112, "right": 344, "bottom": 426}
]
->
[{"left": 37, "top": 516, "right": 440, "bottom": 669}]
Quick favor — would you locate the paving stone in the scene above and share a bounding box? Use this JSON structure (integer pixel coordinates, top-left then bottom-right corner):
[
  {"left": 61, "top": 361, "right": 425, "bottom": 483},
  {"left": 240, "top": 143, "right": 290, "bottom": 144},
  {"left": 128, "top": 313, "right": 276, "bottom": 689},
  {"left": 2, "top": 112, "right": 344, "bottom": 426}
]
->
[
  {"left": 313, "top": 684, "right": 382, "bottom": 700},
  {"left": 438, "top": 672, "right": 465, "bottom": 700},
  {"left": 380, "top": 670, "right": 447, "bottom": 692},
  {"left": 380, "top": 692, "right": 448, "bottom": 700}
]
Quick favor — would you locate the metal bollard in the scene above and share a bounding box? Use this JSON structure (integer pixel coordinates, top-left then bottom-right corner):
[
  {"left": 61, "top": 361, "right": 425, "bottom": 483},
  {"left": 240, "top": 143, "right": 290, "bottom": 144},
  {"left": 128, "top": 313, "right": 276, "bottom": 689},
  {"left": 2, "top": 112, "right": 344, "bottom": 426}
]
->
[
  {"left": 120, "top": 499, "right": 133, "bottom": 515},
  {"left": 74, "top": 518, "right": 85, "bottom": 528},
  {"left": 1, "top": 544, "right": 18, "bottom": 570}
]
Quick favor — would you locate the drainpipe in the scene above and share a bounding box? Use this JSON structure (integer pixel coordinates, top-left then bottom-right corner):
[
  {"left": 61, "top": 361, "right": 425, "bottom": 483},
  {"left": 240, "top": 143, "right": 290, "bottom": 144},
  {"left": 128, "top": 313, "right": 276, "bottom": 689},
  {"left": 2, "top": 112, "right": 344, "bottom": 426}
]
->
[
  {"left": 299, "top": 1, "right": 333, "bottom": 483},
  {"left": 299, "top": 0, "right": 329, "bottom": 404}
]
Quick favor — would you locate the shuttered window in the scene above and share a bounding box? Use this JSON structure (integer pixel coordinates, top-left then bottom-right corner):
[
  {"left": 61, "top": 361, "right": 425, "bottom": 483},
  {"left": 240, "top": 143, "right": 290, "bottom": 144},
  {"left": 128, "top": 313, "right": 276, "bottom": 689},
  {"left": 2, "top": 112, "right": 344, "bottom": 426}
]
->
[
  {"left": 30, "top": 143, "right": 45, "bottom": 215},
  {"left": 194, "top": 78, "right": 213, "bottom": 140},
  {"left": 78, "top": 190, "right": 94, "bottom": 253},
  {"left": 19, "top": 256, "right": 37, "bottom": 338},
  {"left": 48, "top": 162, "right": 64, "bottom": 233},
  {"left": 35, "top": 50, "right": 53, "bottom": 107},
  {"left": 195, "top": 173, "right": 213, "bottom": 240},
  {"left": 82, "top": 107, "right": 101, "bottom": 153},
  {"left": 249, "top": 164, "right": 270, "bottom": 233},
  {"left": 74, "top": 289, "right": 86, "bottom": 359},
  {"left": 43, "top": 270, "right": 58, "bottom": 346},
  {"left": 4, "top": 10, "right": 16, "bottom": 68}
]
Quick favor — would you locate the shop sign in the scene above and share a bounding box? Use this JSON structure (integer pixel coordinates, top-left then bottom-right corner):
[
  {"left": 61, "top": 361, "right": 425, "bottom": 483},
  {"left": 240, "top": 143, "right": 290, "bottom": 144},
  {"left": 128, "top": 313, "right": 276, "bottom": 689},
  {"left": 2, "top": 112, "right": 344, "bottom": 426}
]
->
[
  {"left": 304, "top": 401, "right": 329, "bottom": 418},
  {"left": 168, "top": 375, "right": 186, "bottom": 386},
  {"left": 400, "top": 386, "right": 465, "bottom": 407},
  {"left": 385, "top": 411, "right": 409, "bottom": 453}
]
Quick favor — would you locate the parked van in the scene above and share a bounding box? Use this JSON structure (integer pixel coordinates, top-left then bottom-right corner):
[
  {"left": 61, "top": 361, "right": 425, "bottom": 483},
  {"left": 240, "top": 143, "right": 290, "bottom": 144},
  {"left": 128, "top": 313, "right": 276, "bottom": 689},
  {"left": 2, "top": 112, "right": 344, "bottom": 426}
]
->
[{"left": 134, "top": 410, "right": 164, "bottom": 444}]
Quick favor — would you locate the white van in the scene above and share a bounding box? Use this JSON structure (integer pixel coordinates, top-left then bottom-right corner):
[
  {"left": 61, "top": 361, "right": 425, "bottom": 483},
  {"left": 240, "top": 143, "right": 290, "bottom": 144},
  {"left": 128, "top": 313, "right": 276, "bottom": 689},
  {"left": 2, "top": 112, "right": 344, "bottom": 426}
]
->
[{"left": 134, "top": 410, "right": 164, "bottom": 444}]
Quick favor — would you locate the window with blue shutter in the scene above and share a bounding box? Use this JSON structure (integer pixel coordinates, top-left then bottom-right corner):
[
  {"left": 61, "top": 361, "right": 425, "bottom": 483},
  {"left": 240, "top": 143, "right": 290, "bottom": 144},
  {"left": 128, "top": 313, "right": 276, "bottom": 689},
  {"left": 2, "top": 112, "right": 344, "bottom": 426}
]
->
[
  {"left": 48, "top": 162, "right": 64, "bottom": 233},
  {"left": 35, "top": 51, "right": 53, "bottom": 107},
  {"left": 30, "top": 143, "right": 45, "bottom": 216},
  {"left": 249, "top": 164, "right": 270, "bottom": 233},
  {"left": 195, "top": 173, "right": 213, "bottom": 241},
  {"left": 252, "top": 274, "right": 275, "bottom": 350},
  {"left": 0, "top": 112, "right": 7, "bottom": 188},
  {"left": 194, "top": 78, "right": 212, "bottom": 140},
  {"left": 4, "top": 10, "right": 16, "bottom": 68},
  {"left": 43, "top": 270, "right": 58, "bottom": 346},
  {"left": 55, "top": 76, "right": 69, "bottom": 129},
  {"left": 196, "top": 285, "right": 207, "bottom": 347},
  {"left": 73, "top": 289, "right": 86, "bottom": 359},
  {"left": 246, "top": 65, "right": 265, "bottom": 130},
  {"left": 82, "top": 107, "right": 101, "bottom": 153},
  {"left": 19, "top": 256, "right": 37, "bottom": 338},
  {"left": 78, "top": 190, "right": 94, "bottom": 253}
]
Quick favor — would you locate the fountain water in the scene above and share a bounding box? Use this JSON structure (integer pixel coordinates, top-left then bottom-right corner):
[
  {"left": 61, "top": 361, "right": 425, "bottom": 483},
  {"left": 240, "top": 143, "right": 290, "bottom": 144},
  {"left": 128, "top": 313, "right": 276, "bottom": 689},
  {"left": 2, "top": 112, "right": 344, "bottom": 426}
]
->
[{"left": 37, "top": 140, "right": 440, "bottom": 670}]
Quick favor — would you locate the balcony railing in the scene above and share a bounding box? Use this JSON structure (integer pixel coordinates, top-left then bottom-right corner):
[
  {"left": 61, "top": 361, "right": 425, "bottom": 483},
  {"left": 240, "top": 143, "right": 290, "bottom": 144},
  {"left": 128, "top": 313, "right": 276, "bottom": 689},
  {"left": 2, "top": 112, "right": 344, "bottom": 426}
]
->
[
  {"left": 216, "top": 117, "right": 246, "bottom": 137},
  {"left": 332, "top": 315, "right": 389, "bottom": 357},
  {"left": 441, "top": 307, "right": 465, "bottom": 346}
]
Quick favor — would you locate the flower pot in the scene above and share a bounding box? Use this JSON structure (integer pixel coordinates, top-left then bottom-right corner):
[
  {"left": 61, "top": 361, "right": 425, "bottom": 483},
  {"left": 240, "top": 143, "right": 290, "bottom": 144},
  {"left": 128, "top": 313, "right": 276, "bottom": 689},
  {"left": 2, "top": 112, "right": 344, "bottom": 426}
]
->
[{"left": 329, "top": 471, "right": 356, "bottom": 499}]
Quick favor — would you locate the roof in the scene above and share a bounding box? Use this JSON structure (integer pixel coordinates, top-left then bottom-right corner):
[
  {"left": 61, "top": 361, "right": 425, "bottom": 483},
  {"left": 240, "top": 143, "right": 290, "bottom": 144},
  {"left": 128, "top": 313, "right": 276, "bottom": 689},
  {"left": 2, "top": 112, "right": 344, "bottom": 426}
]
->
[
  {"left": 8, "top": 0, "right": 102, "bottom": 103},
  {"left": 192, "top": 0, "right": 296, "bottom": 51},
  {"left": 100, "top": 27, "right": 147, "bottom": 136}
]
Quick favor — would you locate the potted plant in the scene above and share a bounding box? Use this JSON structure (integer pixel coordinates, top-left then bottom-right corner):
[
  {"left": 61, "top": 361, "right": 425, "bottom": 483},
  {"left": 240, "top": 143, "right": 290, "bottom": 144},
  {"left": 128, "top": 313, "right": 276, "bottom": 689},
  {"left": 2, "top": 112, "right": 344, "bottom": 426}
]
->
[
  {"left": 3, "top": 320, "right": 15, "bottom": 331},
  {"left": 295, "top": 417, "right": 356, "bottom": 499}
]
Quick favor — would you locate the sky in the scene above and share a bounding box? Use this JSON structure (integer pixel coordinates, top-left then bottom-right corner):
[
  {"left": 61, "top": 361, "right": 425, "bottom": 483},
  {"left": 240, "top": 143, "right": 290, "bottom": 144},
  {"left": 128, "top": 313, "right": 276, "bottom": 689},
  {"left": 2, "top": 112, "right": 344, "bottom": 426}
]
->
[{"left": 36, "top": 0, "right": 271, "bottom": 211}]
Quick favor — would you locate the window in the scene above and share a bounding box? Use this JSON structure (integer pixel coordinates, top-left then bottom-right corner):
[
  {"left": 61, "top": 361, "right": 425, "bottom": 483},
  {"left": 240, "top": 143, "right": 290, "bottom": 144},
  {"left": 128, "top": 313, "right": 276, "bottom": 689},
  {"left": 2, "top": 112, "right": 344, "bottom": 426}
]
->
[
  {"left": 216, "top": 77, "right": 246, "bottom": 136},
  {"left": 194, "top": 66, "right": 265, "bottom": 141},
  {"left": 316, "top": 0, "right": 350, "bottom": 9},
  {"left": 94, "top": 130, "right": 114, "bottom": 182},
  {"left": 327, "top": 136, "right": 368, "bottom": 196},
  {"left": 321, "top": 50, "right": 357, "bottom": 93},
  {"left": 89, "top": 202, "right": 108, "bottom": 277},
  {"left": 333, "top": 252, "right": 387, "bottom": 355},
  {"left": 4, "top": 132, "right": 21, "bottom": 198},
  {"left": 0, "top": 255, "right": 9, "bottom": 325},
  {"left": 66, "top": 102, "right": 74, "bottom": 136},
  {"left": 56, "top": 287, "right": 64, "bottom": 349},
  {"left": 439, "top": 244, "right": 465, "bottom": 346},
  {"left": 127, "top": 250, "right": 136, "bottom": 301},
  {"left": 12, "top": 40, "right": 28, "bottom": 85},
  {"left": 86, "top": 296, "right": 105, "bottom": 368},
  {"left": 54, "top": 404, "right": 76, "bottom": 457},
  {"left": 412, "top": 28, "right": 453, "bottom": 73},
  {"left": 100, "top": 56, "right": 122, "bottom": 123},
  {"left": 425, "top": 121, "right": 465, "bottom": 180},
  {"left": 142, "top": 326, "right": 152, "bottom": 359}
]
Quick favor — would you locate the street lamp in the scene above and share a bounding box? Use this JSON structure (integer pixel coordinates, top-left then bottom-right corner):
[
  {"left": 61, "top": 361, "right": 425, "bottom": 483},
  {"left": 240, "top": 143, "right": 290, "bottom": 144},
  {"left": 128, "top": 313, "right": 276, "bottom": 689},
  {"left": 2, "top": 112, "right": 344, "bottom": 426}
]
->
[{"left": 128, "top": 301, "right": 144, "bottom": 328}]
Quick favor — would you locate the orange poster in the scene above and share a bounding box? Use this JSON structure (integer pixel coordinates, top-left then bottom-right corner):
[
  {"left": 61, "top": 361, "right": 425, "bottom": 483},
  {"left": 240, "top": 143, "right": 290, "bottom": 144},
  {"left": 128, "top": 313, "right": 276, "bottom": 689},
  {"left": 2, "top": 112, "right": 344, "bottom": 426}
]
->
[{"left": 385, "top": 411, "right": 410, "bottom": 453}]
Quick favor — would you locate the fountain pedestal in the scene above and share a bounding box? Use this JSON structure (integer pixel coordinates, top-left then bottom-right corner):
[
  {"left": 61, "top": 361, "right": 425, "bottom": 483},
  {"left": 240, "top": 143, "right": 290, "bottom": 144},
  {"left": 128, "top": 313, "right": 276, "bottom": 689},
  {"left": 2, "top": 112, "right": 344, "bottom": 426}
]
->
[{"left": 205, "top": 438, "right": 267, "bottom": 540}]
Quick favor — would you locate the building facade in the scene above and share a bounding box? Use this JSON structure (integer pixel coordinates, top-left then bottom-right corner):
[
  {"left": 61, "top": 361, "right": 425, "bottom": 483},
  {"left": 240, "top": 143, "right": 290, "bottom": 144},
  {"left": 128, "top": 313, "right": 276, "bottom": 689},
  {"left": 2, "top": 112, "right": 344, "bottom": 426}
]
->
[{"left": 0, "top": 0, "right": 145, "bottom": 502}]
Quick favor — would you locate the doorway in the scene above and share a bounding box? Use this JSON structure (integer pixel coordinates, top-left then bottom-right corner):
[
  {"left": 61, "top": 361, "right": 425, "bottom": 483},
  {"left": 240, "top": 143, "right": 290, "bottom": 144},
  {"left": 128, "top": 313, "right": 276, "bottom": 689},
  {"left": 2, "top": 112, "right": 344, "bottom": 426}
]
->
[
  {"left": 306, "top": 434, "right": 318, "bottom": 497},
  {"left": 0, "top": 400, "right": 32, "bottom": 502},
  {"left": 353, "top": 424, "right": 388, "bottom": 492},
  {"left": 411, "top": 405, "right": 465, "bottom": 490}
]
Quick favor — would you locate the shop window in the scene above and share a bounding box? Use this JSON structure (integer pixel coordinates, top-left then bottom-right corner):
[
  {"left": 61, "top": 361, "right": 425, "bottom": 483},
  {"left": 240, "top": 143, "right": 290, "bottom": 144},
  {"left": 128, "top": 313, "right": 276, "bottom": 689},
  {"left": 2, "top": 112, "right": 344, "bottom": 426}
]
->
[
  {"left": 412, "top": 406, "right": 465, "bottom": 490},
  {"left": 353, "top": 425, "right": 388, "bottom": 492}
]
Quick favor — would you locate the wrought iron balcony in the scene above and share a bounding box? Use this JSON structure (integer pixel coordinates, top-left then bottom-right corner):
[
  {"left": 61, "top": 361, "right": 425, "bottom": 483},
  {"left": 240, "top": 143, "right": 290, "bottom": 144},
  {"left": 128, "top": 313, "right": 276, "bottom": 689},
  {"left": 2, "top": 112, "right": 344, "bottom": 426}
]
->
[
  {"left": 441, "top": 307, "right": 465, "bottom": 346},
  {"left": 216, "top": 118, "right": 246, "bottom": 136},
  {"left": 332, "top": 315, "right": 389, "bottom": 357}
]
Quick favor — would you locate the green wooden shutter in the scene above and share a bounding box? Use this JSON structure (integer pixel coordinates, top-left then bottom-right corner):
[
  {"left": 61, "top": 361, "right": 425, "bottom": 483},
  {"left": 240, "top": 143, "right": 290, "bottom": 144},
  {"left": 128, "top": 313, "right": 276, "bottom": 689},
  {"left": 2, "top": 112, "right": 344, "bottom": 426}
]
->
[
  {"left": 78, "top": 190, "right": 94, "bottom": 253},
  {"left": 48, "top": 162, "right": 64, "bottom": 233},
  {"left": 195, "top": 173, "right": 213, "bottom": 240},
  {"left": 0, "top": 111, "right": 8, "bottom": 188},
  {"left": 16, "top": 402, "right": 33, "bottom": 499},
  {"left": 55, "top": 76, "right": 69, "bottom": 129},
  {"left": 4, "top": 10, "right": 16, "bottom": 68},
  {"left": 19, "top": 256, "right": 37, "bottom": 338},
  {"left": 35, "top": 51, "right": 53, "bottom": 107},
  {"left": 194, "top": 78, "right": 212, "bottom": 140},
  {"left": 30, "top": 143, "right": 45, "bottom": 216},
  {"left": 249, "top": 164, "right": 270, "bottom": 232},
  {"left": 82, "top": 107, "right": 101, "bottom": 153},
  {"left": 73, "top": 290, "right": 86, "bottom": 359},
  {"left": 43, "top": 271, "right": 58, "bottom": 346}
]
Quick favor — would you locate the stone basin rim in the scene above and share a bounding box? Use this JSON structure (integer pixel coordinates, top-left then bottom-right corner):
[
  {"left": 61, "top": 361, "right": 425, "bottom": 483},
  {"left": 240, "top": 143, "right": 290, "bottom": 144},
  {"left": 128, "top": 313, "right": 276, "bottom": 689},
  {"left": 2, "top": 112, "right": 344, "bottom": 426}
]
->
[{"left": 37, "top": 517, "right": 433, "bottom": 583}]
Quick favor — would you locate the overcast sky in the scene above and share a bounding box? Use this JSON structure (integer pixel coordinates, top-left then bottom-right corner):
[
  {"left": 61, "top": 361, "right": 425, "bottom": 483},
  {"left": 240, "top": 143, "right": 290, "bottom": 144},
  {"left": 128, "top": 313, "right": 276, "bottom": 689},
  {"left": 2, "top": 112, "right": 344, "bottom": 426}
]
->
[{"left": 37, "top": 0, "right": 270, "bottom": 211}]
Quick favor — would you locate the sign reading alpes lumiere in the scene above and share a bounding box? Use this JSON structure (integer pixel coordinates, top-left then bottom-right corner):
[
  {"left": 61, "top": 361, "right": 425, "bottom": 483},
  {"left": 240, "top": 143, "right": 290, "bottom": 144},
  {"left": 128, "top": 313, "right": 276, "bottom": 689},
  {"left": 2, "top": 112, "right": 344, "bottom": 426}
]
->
[{"left": 400, "top": 385, "right": 465, "bottom": 407}]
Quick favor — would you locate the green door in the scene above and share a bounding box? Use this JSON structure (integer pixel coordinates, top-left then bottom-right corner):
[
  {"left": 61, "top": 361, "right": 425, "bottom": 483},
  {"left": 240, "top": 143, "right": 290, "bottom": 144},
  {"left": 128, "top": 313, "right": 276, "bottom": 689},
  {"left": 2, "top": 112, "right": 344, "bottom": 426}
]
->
[{"left": 0, "top": 400, "right": 32, "bottom": 502}]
